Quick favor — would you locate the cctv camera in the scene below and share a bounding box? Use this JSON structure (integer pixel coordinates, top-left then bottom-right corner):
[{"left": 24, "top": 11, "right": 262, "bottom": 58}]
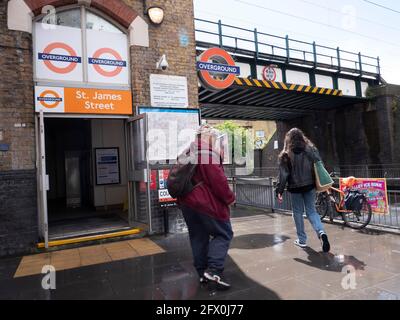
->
[{"left": 157, "top": 54, "right": 169, "bottom": 70}]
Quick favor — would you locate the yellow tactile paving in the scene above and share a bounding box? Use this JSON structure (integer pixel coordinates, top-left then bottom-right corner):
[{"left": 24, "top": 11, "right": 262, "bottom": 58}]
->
[
  {"left": 103, "top": 241, "right": 140, "bottom": 261},
  {"left": 14, "top": 238, "right": 165, "bottom": 278},
  {"left": 127, "top": 239, "right": 165, "bottom": 256},
  {"left": 79, "top": 245, "right": 112, "bottom": 266}
]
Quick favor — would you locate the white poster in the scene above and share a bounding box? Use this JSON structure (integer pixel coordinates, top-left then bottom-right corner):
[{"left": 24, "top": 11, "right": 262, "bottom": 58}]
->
[
  {"left": 95, "top": 148, "right": 120, "bottom": 185},
  {"left": 139, "top": 107, "right": 200, "bottom": 161},
  {"left": 87, "top": 29, "right": 129, "bottom": 85},
  {"left": 34, "top": 23, "right": 83, "bottom": 82},
  {"left": 150, "top": 75, "right": 189, "bottom": 108}
]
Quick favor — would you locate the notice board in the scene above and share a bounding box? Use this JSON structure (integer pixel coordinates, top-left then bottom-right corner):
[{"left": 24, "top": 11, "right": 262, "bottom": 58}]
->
[
  {"left": 95, "top": 148, "right": 120, "bottom": 185},
  {"left": 138, "top": 107, "right": 201, "bottom": 162}
]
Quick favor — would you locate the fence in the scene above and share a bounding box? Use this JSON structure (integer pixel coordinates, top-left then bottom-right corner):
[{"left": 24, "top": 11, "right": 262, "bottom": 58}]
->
[
  {"left": 232, "top": 166, "right": 400, "bottom": 230},
  {"left": 195, "top": 18, "right": 381, "bottom": 79}
]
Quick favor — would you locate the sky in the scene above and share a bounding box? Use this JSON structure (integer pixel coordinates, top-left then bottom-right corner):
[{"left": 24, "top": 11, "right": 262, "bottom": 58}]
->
[{"left": 193, "top": 0, "right": 400, "bottom": 84}]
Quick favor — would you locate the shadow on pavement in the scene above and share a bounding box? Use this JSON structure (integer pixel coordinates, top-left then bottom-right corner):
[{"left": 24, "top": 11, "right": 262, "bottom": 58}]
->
[
  {"left": 231, "top": 233, "right": 290, "bottom": 250},
  {"left": 158, "top": 255, "right": 282, "bottom": 300},
  {"left": 293, "top": 247, "right": 367, "bottom": 272}
]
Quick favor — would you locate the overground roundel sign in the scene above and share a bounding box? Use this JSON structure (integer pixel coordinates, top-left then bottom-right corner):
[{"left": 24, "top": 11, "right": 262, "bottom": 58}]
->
[
  {"left": 37, "top": 90, "right": 63, "bottom": 109},
  {"left": 89, "top": 48, "right": 127, "bottom": 78},
  {"left": 39, "top": 42, "right": 82, "bottom": 74},
  {"left": 262, "top": 65, "right": 277, "bottom": 81},
  {"left": 197, "top": 48, "right": 241, "bottom": 90}
]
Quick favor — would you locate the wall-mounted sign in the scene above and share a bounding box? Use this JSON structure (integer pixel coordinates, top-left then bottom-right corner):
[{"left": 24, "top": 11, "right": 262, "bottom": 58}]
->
[
  {"left": 262, "top": 65, "right": 277, "bottom": 81},
  {"left": 35, "top": 86, "right": 132, "bottom": 115},
  {"left": 35, "top": 23, "right": 83, "bottom": 82},
  {"left": 87, "top": 29, "right": 129, "bottom": 85},
  {"left": 138, "top": 107, "right": 201, "bottom": 162},
  {"left": 150, "top": 74, "right": 189, "bottom": 108},
  {"left": 34, "top": 23, "right": 129, "bottom": 85},
  {"left": 95, "top": 148, "right": 120, "bottom": 185},
  {"left": 197, "top": 47, "right": 240, "bottom": 90}
]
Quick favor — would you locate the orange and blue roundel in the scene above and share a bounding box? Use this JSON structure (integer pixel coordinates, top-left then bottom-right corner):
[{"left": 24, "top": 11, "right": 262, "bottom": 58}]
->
[{"left": 197, "top": 48, "right": 240, "bottom": 90}]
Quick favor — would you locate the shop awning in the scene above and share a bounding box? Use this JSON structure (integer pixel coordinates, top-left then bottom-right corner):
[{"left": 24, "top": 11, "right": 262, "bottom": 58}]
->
[{"left": 199, "top": 77, "right": 366, "bottom": 121}]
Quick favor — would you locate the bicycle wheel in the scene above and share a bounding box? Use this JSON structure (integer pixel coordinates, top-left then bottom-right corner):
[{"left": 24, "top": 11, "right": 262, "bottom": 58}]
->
[
  {"left": 316, "top": 192, "right": 329, "bottom": 220},
  {"left": 342, "top": 197, "right": 372, "bottom": 229}
]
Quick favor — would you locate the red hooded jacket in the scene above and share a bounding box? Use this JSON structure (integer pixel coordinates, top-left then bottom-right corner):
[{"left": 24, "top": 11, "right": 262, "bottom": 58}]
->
[{"left": 177, "top": 140, "right": 236, "bottom": 222}]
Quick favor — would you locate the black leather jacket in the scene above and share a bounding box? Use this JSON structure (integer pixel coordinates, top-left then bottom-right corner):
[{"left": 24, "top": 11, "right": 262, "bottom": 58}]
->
[{"left": 275, "top": 145, "right": 321, "bottom": 196}]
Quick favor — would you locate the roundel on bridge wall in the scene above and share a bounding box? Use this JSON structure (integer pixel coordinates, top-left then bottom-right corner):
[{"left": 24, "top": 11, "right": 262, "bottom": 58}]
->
[{"left": 196, "top": 48, "right": 241, "bottom": 90}]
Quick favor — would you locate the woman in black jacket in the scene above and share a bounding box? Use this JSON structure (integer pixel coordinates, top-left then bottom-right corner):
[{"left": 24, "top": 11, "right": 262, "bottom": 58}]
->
[{"left": 275, "top": 128, "right": 330, "bottom": 253}]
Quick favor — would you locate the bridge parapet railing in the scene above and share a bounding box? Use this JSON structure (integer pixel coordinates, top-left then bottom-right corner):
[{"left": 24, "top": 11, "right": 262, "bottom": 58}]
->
[{"left": 195, "top": 18, "right": 381, "bottom": 79}]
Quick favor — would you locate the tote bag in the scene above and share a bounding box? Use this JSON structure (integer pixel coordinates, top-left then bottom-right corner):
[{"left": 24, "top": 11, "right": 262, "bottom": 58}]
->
[{"left": 314, "top": 160, "right": 334, "bottom": 192}]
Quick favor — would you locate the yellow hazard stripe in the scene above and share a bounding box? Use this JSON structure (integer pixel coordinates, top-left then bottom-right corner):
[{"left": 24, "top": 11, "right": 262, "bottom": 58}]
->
[
  {"left": 233, "top": 78, "right": 341, "bottom": 96},
  {"left": 37, "top": 229, "right": 141, "bottom": 249},
  {"left": 234, "top": 77, "right": 243, "bottom": 85},
  {"left": 253, "top": 79, "right": 263, "bottom": 87},
  {"left": 271, "top": 81, "right": 280, "bottom": 89},
  {"left": 262, "top": 80, "right": 272, "bottom": 88},
  {"left": 243, "top": 78, "right": 253, "bottom": 86}
]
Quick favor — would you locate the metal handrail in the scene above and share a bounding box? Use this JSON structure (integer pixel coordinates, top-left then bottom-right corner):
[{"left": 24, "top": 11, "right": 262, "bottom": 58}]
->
[{"left": 195, "top": 18, "right": 381, "bottom": 78}]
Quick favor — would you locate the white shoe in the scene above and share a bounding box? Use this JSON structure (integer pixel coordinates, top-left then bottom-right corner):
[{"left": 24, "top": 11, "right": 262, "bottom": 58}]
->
[{"left": 294, "top": 239, "right": 307, "bottom": 248}]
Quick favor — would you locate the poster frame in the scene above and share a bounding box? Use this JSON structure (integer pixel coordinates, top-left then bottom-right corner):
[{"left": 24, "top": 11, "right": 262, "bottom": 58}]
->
[{"left": 94, "top": 147, "right": 121, "bottom": 186}]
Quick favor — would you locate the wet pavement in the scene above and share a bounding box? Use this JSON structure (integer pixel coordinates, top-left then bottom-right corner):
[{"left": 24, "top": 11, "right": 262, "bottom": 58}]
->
[{"left": 1, "top": 206, "right": 400, "bottom": 300}]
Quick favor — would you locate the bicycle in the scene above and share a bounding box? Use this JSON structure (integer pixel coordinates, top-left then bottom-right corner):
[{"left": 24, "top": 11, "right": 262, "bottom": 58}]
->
[{"left": 315, "top": 173, "right": 372, "bottom": 230}]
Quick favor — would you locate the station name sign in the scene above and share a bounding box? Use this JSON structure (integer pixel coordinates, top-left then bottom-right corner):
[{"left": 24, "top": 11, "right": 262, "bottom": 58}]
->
[
  {"left": 35, "top": 86, "right": 132, "bottom": 115},
  {"left": 197, "top": 47, "right": 240, "bottom": 90}
]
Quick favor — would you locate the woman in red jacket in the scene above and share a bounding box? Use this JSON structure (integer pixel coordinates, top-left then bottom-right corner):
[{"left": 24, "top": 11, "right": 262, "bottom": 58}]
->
[{"left": 178, "top": 125, "right": 235, "bottom": 290}]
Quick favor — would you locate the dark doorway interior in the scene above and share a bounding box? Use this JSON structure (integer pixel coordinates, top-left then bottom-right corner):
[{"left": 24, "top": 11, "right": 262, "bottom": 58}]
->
[{"left": 45, "top": 118, "right": 129, "bottom": 240}]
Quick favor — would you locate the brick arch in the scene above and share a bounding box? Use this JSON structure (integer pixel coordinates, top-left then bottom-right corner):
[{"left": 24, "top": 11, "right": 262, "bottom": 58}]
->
[{"left": 24, "top": 0, "right": 139, "bottom": 29}]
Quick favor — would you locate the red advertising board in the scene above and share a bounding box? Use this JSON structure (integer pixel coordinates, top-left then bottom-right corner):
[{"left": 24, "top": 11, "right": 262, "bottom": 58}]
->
[{"left": 339, "top": 178, "right": 389, "bottom": 215}]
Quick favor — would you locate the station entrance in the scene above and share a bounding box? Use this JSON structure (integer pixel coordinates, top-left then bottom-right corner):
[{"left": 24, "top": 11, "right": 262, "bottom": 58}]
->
[
  {"left": 36, "top": 114, "right": 150, "bottom": 247},
  {"left": 44, "top": 118, "right": 130, "bottom": 239}
]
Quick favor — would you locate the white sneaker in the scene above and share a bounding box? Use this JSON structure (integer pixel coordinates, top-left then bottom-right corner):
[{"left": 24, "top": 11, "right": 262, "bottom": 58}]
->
[{"left": 294, "top": 239, "right": 307, "bottom": 248}]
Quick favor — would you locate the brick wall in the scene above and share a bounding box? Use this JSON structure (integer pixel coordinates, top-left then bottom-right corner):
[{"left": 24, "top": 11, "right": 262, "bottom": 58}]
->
[
  {"left": 0, "top": 170, "right": 38, "bottom": 257},
  {"left": 0, "top": 1, "right": 35, "bottom": 172},
  {"left": 276, "top": 85, "right": 400, "bottom": 169},
  {"left": 127, "top": 0, "right": 199, "bottom": 108}
]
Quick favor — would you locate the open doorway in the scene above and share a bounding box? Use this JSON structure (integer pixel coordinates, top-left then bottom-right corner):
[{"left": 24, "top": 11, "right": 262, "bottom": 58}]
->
[{"left": 44, "top": 118, "right": 131, "bottom": 240}]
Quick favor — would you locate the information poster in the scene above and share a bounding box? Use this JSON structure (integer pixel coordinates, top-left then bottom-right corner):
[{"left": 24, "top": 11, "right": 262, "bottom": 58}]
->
[
  {"left": 339, "top": 178, "right": 389, "bottom": 215},
  {"left": 158, "top": 169, "right": 177, "bottom": 207},
  {"left": 139, "top": 107, "right": 201, "bottom": 162},
  {"left": 95, "top": 148, "right": 120, "bottom": 185},
  {"left": 150, "top": 74, "right": 189, "bottom": 108}
]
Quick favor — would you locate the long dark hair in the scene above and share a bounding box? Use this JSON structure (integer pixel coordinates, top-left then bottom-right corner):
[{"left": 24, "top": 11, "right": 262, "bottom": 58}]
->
[{"left": 279, "top": 128, "right": 314, "bottom": 162}]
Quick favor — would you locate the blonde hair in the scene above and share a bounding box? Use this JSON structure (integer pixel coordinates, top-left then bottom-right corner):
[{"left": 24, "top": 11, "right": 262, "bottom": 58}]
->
[{"left": 196, "top": 124, "right": 221, "bottom": 140}]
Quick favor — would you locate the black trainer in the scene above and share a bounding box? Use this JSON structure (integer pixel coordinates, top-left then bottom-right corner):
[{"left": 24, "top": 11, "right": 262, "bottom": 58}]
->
[
  {"left": 320, "top": 232, "right": 331, "bottom": 253},
  {"left": 203, "top": 269, "right": 231, "bottom": 290}
]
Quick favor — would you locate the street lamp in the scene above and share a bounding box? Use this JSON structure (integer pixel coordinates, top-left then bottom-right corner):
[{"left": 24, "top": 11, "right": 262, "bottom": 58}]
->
[
  {"left": 147, "top": 6, "right": 164, "bottom": 25},
  {"left": 143, "top": 1, "right": 165, "bottom": 25}
]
